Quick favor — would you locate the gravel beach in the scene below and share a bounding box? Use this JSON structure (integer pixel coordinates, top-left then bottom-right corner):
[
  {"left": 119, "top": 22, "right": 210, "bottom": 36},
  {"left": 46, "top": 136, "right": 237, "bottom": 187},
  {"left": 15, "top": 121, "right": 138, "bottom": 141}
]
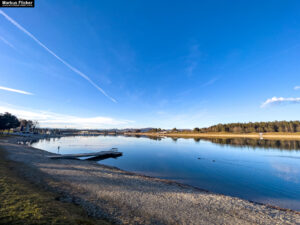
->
[{"left": 1, "top": 136, "right": 299, "bottom": 225}]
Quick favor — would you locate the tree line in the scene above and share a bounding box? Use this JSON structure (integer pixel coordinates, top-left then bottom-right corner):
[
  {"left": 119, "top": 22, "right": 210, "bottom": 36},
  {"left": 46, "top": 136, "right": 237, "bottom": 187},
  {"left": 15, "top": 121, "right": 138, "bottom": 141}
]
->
[
  {"left": 0, "top": 112, "right": 38, "bottom": 131},
  {"left": 194, "top": 121, "right": 300, "bottom": 133}
]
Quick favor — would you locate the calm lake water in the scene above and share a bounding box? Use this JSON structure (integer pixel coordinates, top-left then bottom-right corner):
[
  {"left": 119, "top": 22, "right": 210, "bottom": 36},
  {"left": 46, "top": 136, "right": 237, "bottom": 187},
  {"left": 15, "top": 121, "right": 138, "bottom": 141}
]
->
[{"left": 31, "top": 135, "right": 300, "bottom": 211}]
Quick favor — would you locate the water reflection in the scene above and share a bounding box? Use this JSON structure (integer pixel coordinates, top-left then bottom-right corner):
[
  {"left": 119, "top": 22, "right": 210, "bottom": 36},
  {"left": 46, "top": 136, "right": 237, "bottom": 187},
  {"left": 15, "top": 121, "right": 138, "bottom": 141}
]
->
[
  {"left": 124, "top": 135, "right": 163, "bottom": 141},
  {"left": 149, "top": 136, "right": 163, "bottom": 141},
  {"left": 194, "top": 138, "right": 300, "bottom": 151},
  {"left": 29, "top": 135, "right": 300, "bottom": 151},
  {"left": 124, "top": 135, "right": 300, "bottom": 150},
  {"left": 271, "top": 163, "right": 300, "bottom": 183},
  {"left": 30, "top": 135, "right": 300, "bottom": 151},
  {"left": 171, "top": 137, "right": 178, "bottom": 142}
]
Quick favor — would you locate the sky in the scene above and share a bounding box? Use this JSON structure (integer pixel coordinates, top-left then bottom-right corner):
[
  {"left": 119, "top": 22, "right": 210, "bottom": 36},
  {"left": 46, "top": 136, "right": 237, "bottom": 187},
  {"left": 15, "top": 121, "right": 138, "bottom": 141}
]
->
[{"left": 0, "top": 0, "right": 300, "bottom": 129}]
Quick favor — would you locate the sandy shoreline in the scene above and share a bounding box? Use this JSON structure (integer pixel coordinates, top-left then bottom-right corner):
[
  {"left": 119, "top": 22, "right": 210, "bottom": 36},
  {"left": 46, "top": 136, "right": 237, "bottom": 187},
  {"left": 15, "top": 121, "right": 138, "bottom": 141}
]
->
[
  {"left": 0, "top": 136, "right": 299, "bottom": 224},
  {"left": 124, "top": 132, "right": 300, "bottom": 140}
]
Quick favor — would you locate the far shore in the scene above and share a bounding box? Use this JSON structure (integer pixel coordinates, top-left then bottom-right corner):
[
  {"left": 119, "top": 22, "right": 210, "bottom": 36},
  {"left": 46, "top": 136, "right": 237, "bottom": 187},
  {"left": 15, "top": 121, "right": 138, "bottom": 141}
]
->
[
  {"left": 4, "top": 131, "right": 300, "bottom": 141},
  {"left": 124, "top": 132, "right": 300, "bottom": 140}
]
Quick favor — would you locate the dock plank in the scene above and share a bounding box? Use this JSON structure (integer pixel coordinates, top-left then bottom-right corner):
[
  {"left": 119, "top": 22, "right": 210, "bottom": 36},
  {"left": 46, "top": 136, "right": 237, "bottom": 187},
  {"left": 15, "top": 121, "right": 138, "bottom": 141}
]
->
[{"left": 48, "top": 149, "right": 122, "bottom": 160}]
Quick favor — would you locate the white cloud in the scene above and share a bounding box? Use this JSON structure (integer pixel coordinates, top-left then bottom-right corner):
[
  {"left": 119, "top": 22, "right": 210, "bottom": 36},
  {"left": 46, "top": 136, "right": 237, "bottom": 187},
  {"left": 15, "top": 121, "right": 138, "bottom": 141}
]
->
[
  {"left": 294, "top": 86, "right": 300, "bottom": 90},
  {"left": 261, "top": 96, "right": 300, "bottom": 108},
  {"left": 0, "top": 86, "right": 33, "bottom": 95},
  {"left": 0, "top": 105, "right": 133, "bottom": 129},
  {"left": 0, "top": 10, "right": 117, "bottom": 103}
]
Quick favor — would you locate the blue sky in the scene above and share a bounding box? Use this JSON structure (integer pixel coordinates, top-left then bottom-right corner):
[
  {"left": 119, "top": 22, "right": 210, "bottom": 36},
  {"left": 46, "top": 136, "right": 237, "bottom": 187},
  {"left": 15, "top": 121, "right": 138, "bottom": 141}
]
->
[{"left": 1, "top": 0, "right": 300, "bottom": 129}]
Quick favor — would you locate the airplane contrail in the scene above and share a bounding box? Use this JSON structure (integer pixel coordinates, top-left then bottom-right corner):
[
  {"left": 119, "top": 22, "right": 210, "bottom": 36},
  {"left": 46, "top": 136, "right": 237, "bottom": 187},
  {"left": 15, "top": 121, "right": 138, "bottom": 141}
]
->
[
  {"left": 0, "top": 86, "right": 33, "bottom": 95},
  {"left": 0, "top": 10, "right": 117, "bottom": 103},
  {"left": 0, "top": 36, "right": 15, "bottom": 49}
]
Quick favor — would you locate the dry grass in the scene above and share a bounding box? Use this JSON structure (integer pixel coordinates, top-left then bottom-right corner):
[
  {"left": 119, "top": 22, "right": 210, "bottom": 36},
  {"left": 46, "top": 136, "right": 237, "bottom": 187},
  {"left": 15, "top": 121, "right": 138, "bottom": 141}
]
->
[{"left": 0, "top": 148, "right": 111, "bottom": 225}]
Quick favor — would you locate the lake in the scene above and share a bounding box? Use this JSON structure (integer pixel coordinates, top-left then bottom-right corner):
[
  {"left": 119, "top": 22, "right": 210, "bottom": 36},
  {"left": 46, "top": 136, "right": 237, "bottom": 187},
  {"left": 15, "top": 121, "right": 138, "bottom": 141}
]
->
[{"left": 31, "top": 135, "right": 300, "bottom": 211}]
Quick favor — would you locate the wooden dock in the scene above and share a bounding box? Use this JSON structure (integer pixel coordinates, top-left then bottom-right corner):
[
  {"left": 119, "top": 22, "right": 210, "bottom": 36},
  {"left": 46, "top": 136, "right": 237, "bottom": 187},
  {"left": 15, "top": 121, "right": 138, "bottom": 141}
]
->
[{"left": 48, "top": 149, "right": 122, "bottom": 160}]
